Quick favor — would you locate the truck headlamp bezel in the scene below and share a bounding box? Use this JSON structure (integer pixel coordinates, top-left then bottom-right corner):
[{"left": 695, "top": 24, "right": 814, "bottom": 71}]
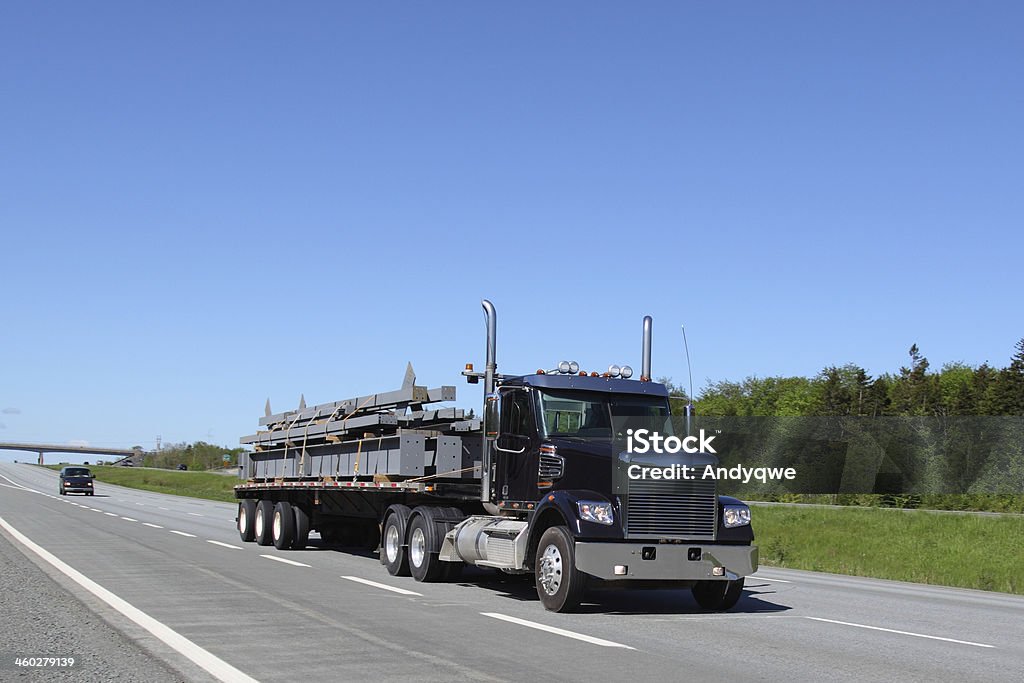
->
[
  {"left": 723, "top": 504, "right": 751, "bottom": 528},
  {"left": 577, "top": 500, "right": 615, "bottom": 526}
]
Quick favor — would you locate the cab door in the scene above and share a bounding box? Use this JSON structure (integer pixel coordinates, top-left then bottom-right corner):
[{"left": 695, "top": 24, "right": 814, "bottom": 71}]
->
[{"left": 493, "top": 387, "right": 540, "bottom": 505}]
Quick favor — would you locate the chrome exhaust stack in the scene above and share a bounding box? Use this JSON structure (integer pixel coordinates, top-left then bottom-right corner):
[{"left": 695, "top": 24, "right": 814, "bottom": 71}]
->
[
  {"left": 481, "top": 300, "right": 498, "bottom": 511},
  {"left": 482, "top": 299, "right": 497, "bottom": 395},
  {"left": 641, "top": 315, "right": 653, "bottom": 381}
]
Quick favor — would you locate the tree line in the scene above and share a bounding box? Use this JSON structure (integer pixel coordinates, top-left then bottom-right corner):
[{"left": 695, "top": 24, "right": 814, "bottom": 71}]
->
[{"left": 664, "top": 338, "right": 1024, "bottom": 418}]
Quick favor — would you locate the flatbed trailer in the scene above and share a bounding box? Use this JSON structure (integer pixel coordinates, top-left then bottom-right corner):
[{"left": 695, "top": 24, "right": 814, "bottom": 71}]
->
[{"left": 235, "top": 301, "right": 757, "bottom": 612}]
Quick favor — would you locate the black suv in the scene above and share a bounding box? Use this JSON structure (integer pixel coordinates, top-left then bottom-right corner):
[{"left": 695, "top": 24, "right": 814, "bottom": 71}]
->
[{"left": 59, "top": 466, "right": 94, "bottom": 496}]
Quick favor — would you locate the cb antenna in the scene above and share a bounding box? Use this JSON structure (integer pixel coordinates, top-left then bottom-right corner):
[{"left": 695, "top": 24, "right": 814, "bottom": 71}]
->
[{"left": 681, "top": 325, "right": 695, "bottom": 435}]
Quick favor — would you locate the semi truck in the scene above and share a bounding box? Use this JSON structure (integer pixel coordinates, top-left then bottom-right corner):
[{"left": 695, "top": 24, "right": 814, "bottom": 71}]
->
[{"left": 234, "top": 301, "right": 757, "bottom": 612}]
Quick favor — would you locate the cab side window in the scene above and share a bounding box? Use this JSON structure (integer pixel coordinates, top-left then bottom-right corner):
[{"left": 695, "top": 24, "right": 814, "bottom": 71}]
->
[{"left": 501, "top": 390, "right": 534, "bottom": 438}]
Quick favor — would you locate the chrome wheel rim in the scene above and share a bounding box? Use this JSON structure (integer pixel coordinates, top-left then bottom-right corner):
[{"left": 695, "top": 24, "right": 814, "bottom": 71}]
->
[
  {"left": 410, "top": 527, "right": 426, "bottom": 568},
  {"left": 273, "top": 511, "right": 281, "bottom": 539},
  {"left": 238, "top": 507, "right": 247, "bottom": 532},
  {"left": 538, "top": 543, "right": 563, "bottom": 595},
  {"left": 255, "top": 508, "right": 264, "bottom": 534},
  {"left": 385, "top": 523, "right": 401, "bottom": 563}
]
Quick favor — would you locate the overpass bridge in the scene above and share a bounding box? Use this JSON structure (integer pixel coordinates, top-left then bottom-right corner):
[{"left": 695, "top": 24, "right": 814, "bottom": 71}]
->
[{"left": 0, "top": 442, "right": 144, "bottom": 466}]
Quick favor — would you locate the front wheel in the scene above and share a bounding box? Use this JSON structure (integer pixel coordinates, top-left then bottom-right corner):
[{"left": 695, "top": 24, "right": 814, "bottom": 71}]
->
[
  {"left": 692, "top": 578, "right": 744, "bottom": 611},
  {"left": 534, "top": 526, "right": 586, "bottom": 612}
]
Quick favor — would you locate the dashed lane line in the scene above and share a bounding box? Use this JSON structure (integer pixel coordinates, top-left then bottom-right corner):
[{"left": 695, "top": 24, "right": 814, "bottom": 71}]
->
[
  {"left": 169, "top": 530, "right": 197, "bottom": 538},
  {"left": 804, "top": 617, "right": 995, "bottom": 648},
  {"left": 207, "top": 540, "right": 243, "bottom": 550},
  {"left": 480, "top": 612, "right": 635, "bottom": 649},
  {"left": 341, "top": 575, "right": 422, "bottom": 596},
  {"left": 260, "top": 555, "right": 310, "bottom": 568}
]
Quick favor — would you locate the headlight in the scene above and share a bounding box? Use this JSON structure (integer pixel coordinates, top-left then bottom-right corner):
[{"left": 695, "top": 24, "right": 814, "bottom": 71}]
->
[
  {"left": 577, "top": 500, "right": 614, "bottom": 525},
  {"left": 723, "top": 504, "right": 751, "bottom": 528}
]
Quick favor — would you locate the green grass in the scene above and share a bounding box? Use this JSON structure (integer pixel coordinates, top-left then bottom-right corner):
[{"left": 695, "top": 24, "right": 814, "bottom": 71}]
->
[
  {"left": 46, "top": 465, "right": 238, "bottom": 503},
  {"left": 753, "top": 505, "right": 1024, "bottom": 594}
]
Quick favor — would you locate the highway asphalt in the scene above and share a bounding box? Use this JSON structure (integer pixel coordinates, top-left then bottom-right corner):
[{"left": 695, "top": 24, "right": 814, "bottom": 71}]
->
[{"left": 1, "top": 462, "right": 1022, "bottom": 682}]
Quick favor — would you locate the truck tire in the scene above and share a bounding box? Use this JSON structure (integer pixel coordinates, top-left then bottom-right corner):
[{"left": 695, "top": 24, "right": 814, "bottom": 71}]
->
[
  {"left": 535, "top": 526, "right": 586, "bottom": 612},
  {"left": 272, "top": 501, "right": 295, "bottom": 550},
  {"left": 254, "top": 499, "right": 275, "bottom": 546},
  {"left": 292, "top": 505, "right": 311, "bottom": 550},
  {"left": 238, "top": 499, "right": 257, "bottom": 542},
  {"left": 381, "top": 504, "right": 412, "bottom": 577},
  {"left": 407, "top": 507, "right": 444, "bottom": 583},
  {"left": 692, "top": 578, "right": 744, "bottom": 611}
]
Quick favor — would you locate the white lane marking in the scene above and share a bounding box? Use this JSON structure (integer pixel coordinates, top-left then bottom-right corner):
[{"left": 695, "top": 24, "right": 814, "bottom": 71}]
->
[
  {"left": 120, "top": 517, "right": 137, "bottom": 522},
  {"left": 142, "top": 523, "right": 164, "bottom": 529},
  {"left": 0, "top": 482, "right": 28, "bottom": 491},
  {"left": 0, "top": 474, "right": 40, "bottom": 493},
  {"left": 260, "top": 554, "right": 310, "bottom": 567},
  {"left": 752, "top": 576, "right": 793, "bottom": 583},
  {"left": 89, "top": 508, "right": 103, "bottom": 512},
  {"left": 169, "top": 530, "right": 196, "bottom": 538},
  {"left": 0, "top": 516, "right": 258, "bottom": 683},
  {"left": 104, "top": 512, "right": 118, "bottom": 516},
  {"left": 207, "top": 540, "right": 243, "bottom": 550},
  {"left": 342, "top": 575, "right": 422, "bottom": 595},
  {"left": 188, "top": 512, "right": 203, "bottom": 517},
  {"left": 135, "top": 502, "right": 145, "bottom": 506},
  {"left": 481, "top": 612, "right": 635, "bottom": 649},
  {"left": 804, "top": 617, "right": 995, "bottom": 649},
  {"left": 159, "top": 507, "right": 170, "bottom": 510}
]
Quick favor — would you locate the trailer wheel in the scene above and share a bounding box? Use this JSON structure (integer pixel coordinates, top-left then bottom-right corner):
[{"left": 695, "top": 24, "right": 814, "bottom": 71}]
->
[
  {"left": 238, "top": 499, "right": 257, "bottom": 542},
  {"left": 381, "top": 504, "right": 412, "bottom": 577},
  {"left": 254, "top": 499, "right": 275, "bottom": 546},
  {"left": 272, "top": 501, "right": 296, "bottom": 550},
  {"left": 292, "top": 505, "right": 310, "bottom": 550},
  {"left": 535, "top": 526, "right": 586, "bottom": 612},
  {"left": 408, "top": 508, "right": 445, "bottom": 582},
  {"left": 692, "top": 578, "right": 744, "bottom": 611}
]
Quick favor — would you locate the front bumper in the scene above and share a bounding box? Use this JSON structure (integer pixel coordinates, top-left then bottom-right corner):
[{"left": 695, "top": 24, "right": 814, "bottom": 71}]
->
[{"left": 574, "top": 542, "right": 758, "bottom": 581}]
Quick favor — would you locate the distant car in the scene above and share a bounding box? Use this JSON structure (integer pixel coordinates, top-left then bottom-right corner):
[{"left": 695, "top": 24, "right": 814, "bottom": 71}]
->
[
  {"left": 176, "top": 464, "right": 187, "bottom": 471},
  {"left": 59, "top": 466, "right": 94, "bottom": 496},
  {"left": 122, "top": 461, "right": 134, "bottom": 467}
]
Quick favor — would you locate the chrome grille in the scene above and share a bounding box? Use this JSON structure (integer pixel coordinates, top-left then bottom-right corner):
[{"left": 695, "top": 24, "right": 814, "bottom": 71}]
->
[{"left": 625, "top": 477, "right": 717, "bottom": 539}]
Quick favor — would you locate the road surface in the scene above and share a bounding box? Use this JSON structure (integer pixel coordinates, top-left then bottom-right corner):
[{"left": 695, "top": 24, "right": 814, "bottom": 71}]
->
[{"left": 1, "top": 462, "right": 1021, "bottom": 682}]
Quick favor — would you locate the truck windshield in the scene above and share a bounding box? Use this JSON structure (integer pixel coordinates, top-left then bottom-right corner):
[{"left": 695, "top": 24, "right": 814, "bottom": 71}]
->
[{"left": 537, "top": 390, "right": 671, "bottom": 439}]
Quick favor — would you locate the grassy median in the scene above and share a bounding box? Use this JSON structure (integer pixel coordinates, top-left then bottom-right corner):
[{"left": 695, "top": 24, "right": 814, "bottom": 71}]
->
[
  {"left": 46, "top": 465, "right": 238, "bottom": 503},
  {"left": 753, "top": 505, "right": 1024, "bottom": 595}
]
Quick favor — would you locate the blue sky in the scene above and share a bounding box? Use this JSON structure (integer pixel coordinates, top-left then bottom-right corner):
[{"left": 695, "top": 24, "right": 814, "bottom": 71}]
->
[{"left": 2, "top": 2, "right": 1021, "bottom": 460}]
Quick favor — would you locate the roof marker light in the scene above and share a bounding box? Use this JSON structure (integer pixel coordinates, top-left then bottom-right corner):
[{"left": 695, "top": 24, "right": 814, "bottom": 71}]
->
[
  {"left": 568, "top": 361, "right": 579, "bottom": 373},
  {"left": 558, "top": 360, "right": 571, "bottom": 374},
  {"left": 608, "top": 365, "right": 621, "bottom": 377},
  {"left": 620, "top": 365, "right": 633, "bottom": 379}
]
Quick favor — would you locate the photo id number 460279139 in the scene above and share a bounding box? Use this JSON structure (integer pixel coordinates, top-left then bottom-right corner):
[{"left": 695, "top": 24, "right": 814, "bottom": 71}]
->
[{"left": 2, "top": 654, "right": 77, "bottom": 669}]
